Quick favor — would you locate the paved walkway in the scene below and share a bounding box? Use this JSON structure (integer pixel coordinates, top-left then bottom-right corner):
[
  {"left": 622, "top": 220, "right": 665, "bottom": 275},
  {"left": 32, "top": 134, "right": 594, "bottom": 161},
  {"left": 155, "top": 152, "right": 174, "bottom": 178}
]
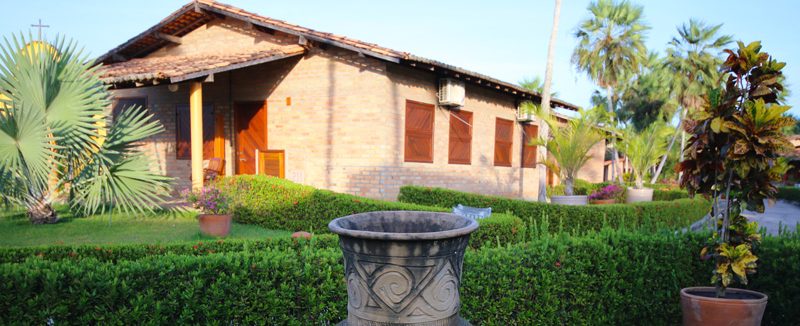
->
[{"left": 743, "top": 200, "right": 800, "bottom": 235}]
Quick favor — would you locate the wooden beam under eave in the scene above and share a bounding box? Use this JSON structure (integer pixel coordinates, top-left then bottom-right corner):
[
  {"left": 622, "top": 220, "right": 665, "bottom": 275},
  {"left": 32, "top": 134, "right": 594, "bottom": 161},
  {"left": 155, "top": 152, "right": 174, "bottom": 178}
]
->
[
  {"left": 155, "top": 32, "right": 182, "bottom": 44},
  {"left": 190, "top": 82, "right": 204, "bottom": 190}
]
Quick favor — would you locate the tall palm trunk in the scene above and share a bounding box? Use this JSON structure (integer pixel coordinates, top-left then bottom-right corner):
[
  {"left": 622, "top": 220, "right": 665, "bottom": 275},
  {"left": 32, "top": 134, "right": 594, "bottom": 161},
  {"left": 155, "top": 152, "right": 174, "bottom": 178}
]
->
[
  {"left": 537, "top": 0, "right": 561, "bottom": 202},
  {"left": 677, "top": 107, "right": 688, "bottom": 181},
  {"left": 605, "top": 85, "right": 622, "bottom": 183},
  {"left": 27, "top": 196, "right": 58, "bottom": 224},
  {"left": 650, "top": 107, "right": 683, "bottom": 184}
]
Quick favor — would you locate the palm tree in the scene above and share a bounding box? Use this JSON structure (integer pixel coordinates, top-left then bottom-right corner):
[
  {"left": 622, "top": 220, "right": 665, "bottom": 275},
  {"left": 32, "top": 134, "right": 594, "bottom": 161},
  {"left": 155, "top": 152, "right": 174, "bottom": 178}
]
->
[
  {"left": 0, "top": 34, "right": 172, "bottom": 224},
  {"left": 651, "top": 19, "right": 731, "bottom": 183},
  {"left": 531, "top": 107, "right": 605, "bottom": 196},
  {"left": 573, "top": 0, "right": 649, "bottom": 183},
  {"left": 618, "top": 52, "right": 677, "bottom": 131},
  {"left": 534, "top": 0, "right": 562, "bottom": 202},
  {"left": 619, "top": 121, "right": 672, "bottom": 189}
]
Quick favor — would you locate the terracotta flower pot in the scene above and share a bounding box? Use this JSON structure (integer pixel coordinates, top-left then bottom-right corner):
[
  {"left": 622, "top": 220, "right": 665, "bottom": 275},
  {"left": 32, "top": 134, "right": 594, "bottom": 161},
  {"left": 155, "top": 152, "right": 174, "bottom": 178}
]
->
[
  {"left": 680, "top": 287, "right": 767, "bottom": 326},
  {"left": 590, "top": 198, "right": 616, "bottom": 205},
  {"left": 626, "top": 187, "right": 653, "bottom": 203},
  {"left": 198, "top": 214, "right": 232, "bottom": 237},
  {"left": 550, "top": 195, "right": 588, "bottom": 206}
]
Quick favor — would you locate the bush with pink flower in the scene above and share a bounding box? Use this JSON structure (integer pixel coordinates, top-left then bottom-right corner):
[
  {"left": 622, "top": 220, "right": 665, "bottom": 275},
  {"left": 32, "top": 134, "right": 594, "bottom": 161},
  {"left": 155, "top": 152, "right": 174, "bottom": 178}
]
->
[
  {"left": 588, "top": 184, "right": 625, "bottom": 202},
  {"left": 184, "top": 186, "right": 230, "bottom": 215}
]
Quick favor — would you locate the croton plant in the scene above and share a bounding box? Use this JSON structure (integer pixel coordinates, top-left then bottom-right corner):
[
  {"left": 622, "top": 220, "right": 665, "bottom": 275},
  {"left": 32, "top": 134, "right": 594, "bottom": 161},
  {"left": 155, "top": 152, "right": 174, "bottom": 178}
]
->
[{"left": 678, "top": 41, "right": 794, "bottom": 297}]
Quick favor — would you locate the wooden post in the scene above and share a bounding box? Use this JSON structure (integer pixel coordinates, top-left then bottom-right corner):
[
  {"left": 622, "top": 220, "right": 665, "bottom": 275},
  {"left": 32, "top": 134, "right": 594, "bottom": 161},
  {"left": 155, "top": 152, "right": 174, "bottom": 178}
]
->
[{"left": 190, "top": 82, "right": 204, "bottom": 190}]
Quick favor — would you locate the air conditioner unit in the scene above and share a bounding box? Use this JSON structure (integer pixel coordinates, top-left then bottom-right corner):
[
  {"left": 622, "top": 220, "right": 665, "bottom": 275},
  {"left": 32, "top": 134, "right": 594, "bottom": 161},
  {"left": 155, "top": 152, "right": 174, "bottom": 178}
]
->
[
  {"left": 438, "top": 78, "right": 465, "bottom": 107},
  {"left": 516, "top": 104, "right": 535, "bottom": 122}
]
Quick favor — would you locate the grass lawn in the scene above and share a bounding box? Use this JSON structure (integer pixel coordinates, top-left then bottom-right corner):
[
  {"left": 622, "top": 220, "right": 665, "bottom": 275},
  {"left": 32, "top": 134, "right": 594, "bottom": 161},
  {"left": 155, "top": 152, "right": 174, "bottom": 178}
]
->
[{"left": 0, "top": 207, "right": 291, "bottom": 247}]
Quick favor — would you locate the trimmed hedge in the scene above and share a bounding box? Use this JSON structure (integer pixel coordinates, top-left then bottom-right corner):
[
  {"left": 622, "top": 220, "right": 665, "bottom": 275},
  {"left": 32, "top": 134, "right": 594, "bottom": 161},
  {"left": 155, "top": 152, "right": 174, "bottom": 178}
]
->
[
  {"left": 398, "top": 186, "right": 708, "bottom": 233},
  {"left": 2, "top": 229, "right": 798, "bottom": 325},
  {"left": 217, "top": 175, "right": 447, "bottom": 232},
  {"left": 777, "top": 186, "right": 800, "bottom": 206},
  {"left": 470, "top": 213, "right": 524, "bottom": 248}
]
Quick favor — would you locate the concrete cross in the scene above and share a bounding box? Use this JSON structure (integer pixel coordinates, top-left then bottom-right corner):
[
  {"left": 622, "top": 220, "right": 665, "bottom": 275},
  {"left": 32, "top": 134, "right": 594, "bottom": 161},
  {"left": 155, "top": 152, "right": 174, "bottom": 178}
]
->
[{"left": 31, "top": 18, "right": 49, "bottom": 40}]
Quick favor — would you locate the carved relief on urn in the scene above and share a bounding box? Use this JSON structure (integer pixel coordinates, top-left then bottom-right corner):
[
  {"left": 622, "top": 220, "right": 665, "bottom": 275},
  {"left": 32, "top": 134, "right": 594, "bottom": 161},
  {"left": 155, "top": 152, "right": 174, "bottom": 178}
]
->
[{"left": 329, "top": 211, "right": 477, "bottom": 326}]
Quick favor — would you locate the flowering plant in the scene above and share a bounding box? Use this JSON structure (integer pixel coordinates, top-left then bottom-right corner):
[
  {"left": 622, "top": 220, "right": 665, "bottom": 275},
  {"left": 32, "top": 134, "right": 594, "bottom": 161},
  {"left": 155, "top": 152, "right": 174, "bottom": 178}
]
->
[
  {"left": 588, "top": 184, "right": 625, "bottom": 201},
  {"left": 184, "top": 186, "right": 230, "bottom": 215}
]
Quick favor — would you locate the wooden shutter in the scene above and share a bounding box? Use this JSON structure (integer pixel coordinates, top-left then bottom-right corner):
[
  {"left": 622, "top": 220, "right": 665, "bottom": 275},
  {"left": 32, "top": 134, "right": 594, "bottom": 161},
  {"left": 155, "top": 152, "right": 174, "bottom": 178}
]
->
[
  {"left": 259, "top": 150, "right": 285, "bottom": 178},
  {"left": 176, "top": 103, "right": 215, "bottom": 160},
  {"left": 112, "top": 97, "right": 147, "bottom": 121},
  {"left": 522, "top": 124, "right": 538, "bottom": 168},
  {"left": 448, "top": 110, "right": 472, "bottom": 165},
  {"left": 494, "top": 118, "right": 513, "bottom": 167},
  {"left": 404, "top": 100, "right": 435, "bottom": 163}
]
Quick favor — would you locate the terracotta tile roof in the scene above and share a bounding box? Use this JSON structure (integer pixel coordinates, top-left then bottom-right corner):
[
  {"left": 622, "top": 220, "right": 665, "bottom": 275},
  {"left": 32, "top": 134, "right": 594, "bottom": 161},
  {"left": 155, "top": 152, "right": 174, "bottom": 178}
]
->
[
  {"left": 98, "top": 45, "right": 305, "bottom": 84},
  {"left": 95, "top": 0, "right": 579, "bottom": 110}
]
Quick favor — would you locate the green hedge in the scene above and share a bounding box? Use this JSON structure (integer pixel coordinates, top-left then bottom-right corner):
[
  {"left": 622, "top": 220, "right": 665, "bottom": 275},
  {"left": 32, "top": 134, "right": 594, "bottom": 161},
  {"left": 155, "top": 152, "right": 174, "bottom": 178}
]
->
[
  {"left": 398, "top": 186, "right": 708, "bottom": 233},
  {"left": 777, "top": 187, "right": 800, "bottom": 206},
  {"left": 217, "top": 175, "right": 446, "bottom": 232},
  {"left": 2, "top": 229, "right": 797, "bottom": 325},
  {"left": 470, "top": 213, "right": 524, "bottom": 249}
]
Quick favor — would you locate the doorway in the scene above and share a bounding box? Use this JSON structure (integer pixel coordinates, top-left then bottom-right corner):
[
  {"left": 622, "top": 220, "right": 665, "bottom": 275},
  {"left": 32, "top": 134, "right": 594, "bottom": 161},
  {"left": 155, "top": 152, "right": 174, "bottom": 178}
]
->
[{"left": 234, "top": 101, "right": 267, "bottom": 175}]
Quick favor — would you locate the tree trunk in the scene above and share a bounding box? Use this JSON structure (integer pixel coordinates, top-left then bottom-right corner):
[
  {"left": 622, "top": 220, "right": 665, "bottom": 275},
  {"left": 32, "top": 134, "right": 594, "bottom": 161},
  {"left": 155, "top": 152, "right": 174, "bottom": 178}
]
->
[
  {"left": 537, "top": 0, "right": 561, "bottom": 202},
  {"left": 677, "top": 107, "right": 688, "bottom": 181},
  {"left": 27, "top": 196, "right": 58, "bottom": 224},
  {"left": 650, "top": 108, "right": 683, "bottom": 184},
  {"left": 564, "top": 177, "right": 574, "bottom": 196},
  {"left": 605, "top": 85, "right": 622, "bottom": 183}
]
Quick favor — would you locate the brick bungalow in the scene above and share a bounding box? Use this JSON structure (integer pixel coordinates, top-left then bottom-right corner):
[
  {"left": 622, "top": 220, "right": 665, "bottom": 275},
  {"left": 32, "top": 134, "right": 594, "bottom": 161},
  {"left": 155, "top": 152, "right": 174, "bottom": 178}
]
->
[{"left": 97, "top": 0, "right": 606, "bottom": 200}]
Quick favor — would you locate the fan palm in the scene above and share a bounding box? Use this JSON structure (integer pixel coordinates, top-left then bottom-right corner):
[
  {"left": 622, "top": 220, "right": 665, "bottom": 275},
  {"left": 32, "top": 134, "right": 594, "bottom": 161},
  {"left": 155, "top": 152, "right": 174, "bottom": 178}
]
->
[
  {"left": 531, "top": 106, "right": 605, "bottom": 196},
  {"left": 573, "top": 0, "right": 649, "bottom": 183},
  {"left": 619, "top": 121, "right": 672, "bottom": 189},
  {"left": 0, "top": 33, "right": 171, "bottom": 224}
]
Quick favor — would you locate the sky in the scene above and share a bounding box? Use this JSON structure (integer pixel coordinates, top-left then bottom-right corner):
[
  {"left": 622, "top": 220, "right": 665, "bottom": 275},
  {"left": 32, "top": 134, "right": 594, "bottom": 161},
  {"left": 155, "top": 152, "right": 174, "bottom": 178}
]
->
[{"left": 3, "top": 0, "right": 799, "bottom": 115}]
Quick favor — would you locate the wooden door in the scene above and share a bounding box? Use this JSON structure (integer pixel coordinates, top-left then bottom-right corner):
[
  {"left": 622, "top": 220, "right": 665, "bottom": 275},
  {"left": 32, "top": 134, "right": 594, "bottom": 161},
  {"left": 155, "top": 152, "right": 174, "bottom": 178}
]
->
[{"left": 234, "top": 101, "right": 267, "bottom": 175}]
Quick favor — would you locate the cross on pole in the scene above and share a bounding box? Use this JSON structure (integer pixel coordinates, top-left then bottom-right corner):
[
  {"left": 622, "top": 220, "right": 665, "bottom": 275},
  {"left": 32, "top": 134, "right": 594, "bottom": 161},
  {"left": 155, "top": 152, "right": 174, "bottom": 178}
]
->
[{"left": 31, "top": 19, "right": 49, "bottom": 40}]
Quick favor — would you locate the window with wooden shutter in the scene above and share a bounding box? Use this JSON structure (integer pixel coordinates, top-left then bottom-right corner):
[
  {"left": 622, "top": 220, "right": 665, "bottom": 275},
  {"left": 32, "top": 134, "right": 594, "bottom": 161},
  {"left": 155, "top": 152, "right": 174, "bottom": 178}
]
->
[
  {"left": 448, "top": 110, "right": 472, "bottom": 165},
  {"left": 404, "top": 100, "right": 435, "bottom": 163},
  {"left": 112, "top": 97, "right": 147, "bottom": 122},
  {"left": 176, "top": 103, "right": 215, "bottom": 160},
  {"left": 494, "top": 118, "right": 513, "bottom": 167},
  {"left": 522, "top": 124, "right": 539, "bottom": 168}
]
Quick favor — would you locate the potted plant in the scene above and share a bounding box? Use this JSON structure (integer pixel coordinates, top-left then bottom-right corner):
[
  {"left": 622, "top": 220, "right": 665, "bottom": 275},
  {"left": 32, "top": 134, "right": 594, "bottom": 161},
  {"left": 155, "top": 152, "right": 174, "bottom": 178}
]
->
[
  {"left": 677, "top": 41, "right": 794, "bottom": 325},
  {"left": 588, "top": 184, "right": 624, "bottom": 204},
  {"left": 619, "top": 122, "right": 672, "bottom": 203},
  {"left": 185, "top": 185, "right": 232, "bottom": 237},
  {"left": 533, "top": 107, "right": 605, "bottom": 205}
]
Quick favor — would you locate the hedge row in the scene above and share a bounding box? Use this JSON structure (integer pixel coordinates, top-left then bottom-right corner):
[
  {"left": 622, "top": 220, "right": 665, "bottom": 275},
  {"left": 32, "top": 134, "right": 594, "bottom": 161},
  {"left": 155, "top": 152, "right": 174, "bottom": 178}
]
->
[
  {"left": 2, "top": 229, "right": 797, "bottom": 325},
  {"left": 398, "top": 186, "right": 709, "bottom": 233},
  {"left": 0, "top": 212, "right": 523, "bottom": 264},
  {"left": 777, "top": 187, "right": 800, "bottom": 206},
  {"left": 216, "top": 175, "right": 448, "bottom": 232}
]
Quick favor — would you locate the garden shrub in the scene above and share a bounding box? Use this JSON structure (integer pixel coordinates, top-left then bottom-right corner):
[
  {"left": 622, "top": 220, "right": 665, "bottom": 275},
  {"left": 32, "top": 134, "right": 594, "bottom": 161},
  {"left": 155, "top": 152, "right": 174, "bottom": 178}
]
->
[
  {"left": 398, "top": 186, "right": 708, "bottom": 233},
  {"left": 777, "top": 186, "right": 800, "bottom": 206},
  {"left": 1, "top": 229, "right": 797, "bottom": 325},
  {"left": 469, "top": 213, "right": 524, "bottom": 249},
  {"left": 548, "top": 180, "right": 689, "bottom": 200},
  {"left": 216, "top": 175, "right": 447, "bottom": 232}
]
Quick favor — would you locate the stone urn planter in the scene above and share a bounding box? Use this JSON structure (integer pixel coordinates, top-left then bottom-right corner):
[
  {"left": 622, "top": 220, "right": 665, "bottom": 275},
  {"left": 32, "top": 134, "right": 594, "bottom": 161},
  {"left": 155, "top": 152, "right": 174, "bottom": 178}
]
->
[
  {"left": 680, "top": 287, "right": 768, "bottom": 326},
  {"left": 625, "top": 188, "right": 653, "bottom": 203},
  {"left": 550, "top": 195, "right": 588, "bottom": 206},
  {"left": 590, "top": 199, "right": 616, "bottom": 205},
  {"left": 329, "top": 211, "right": 478, "bottom": 326},
  {"left": 198, "top": 214, "right": 232, "bottom": 237}
]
